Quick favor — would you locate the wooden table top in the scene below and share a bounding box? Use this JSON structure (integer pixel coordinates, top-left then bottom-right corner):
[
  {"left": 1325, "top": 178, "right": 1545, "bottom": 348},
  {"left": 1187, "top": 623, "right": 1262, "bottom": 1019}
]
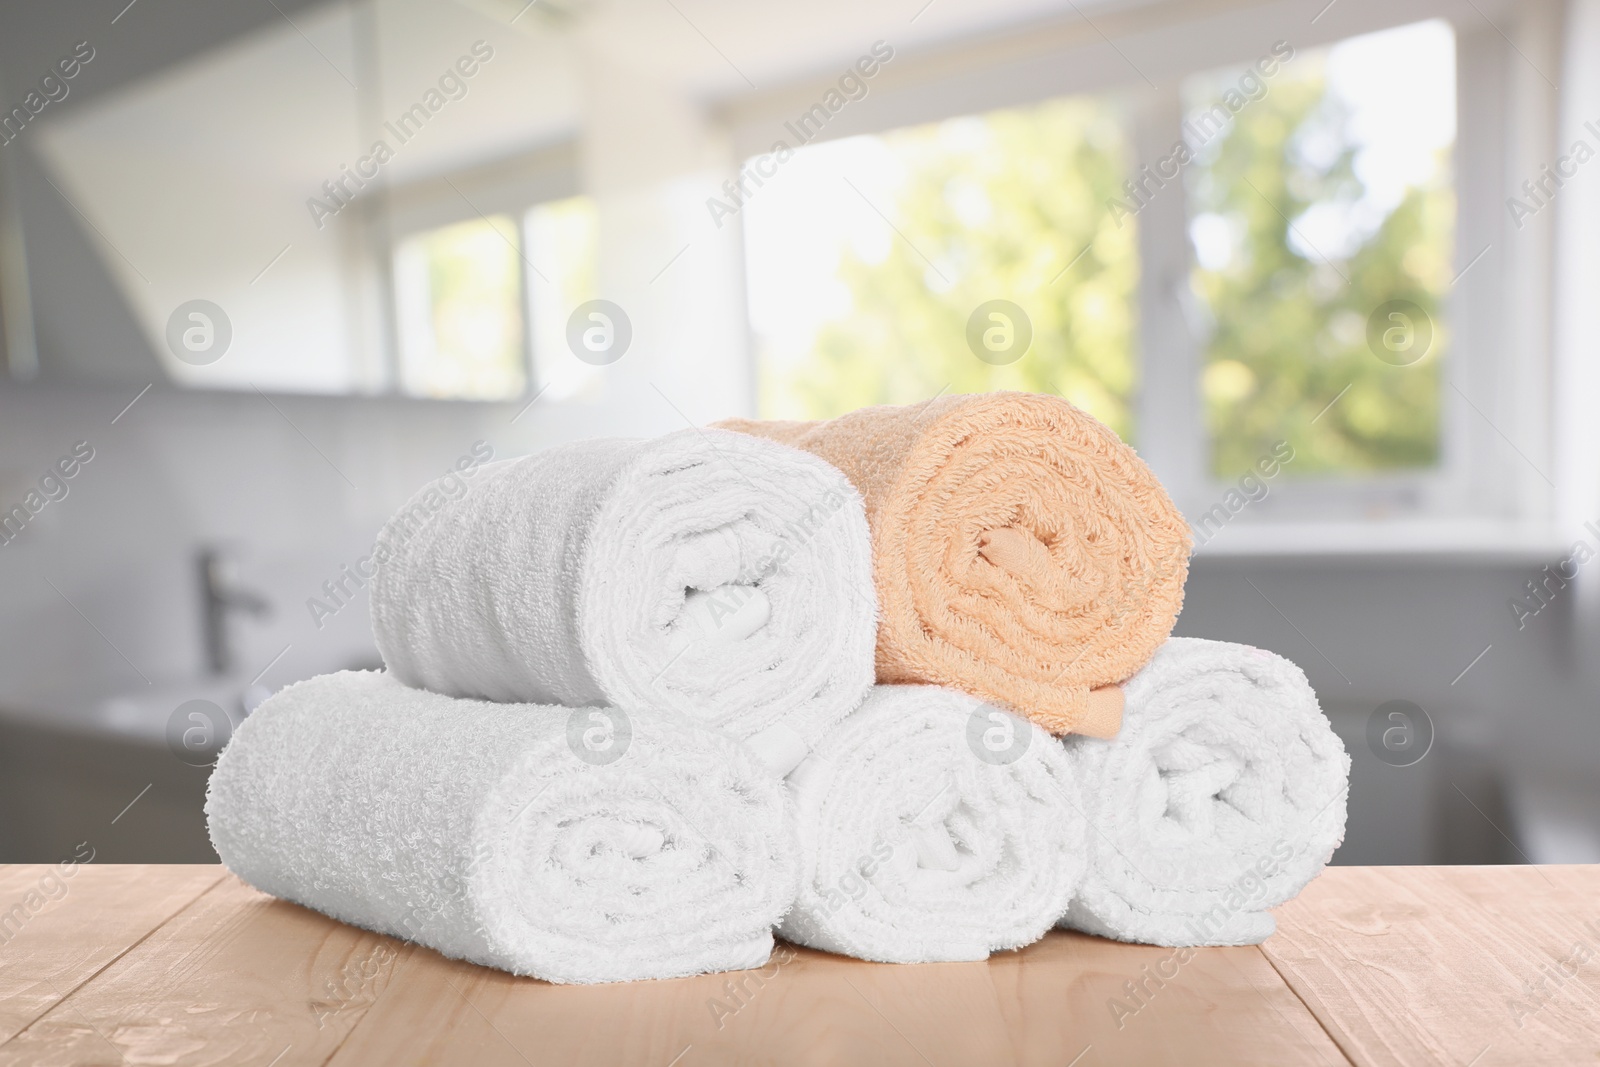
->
[{"left": 0, "top": 864, "right": 1595, "bottom": 1066}]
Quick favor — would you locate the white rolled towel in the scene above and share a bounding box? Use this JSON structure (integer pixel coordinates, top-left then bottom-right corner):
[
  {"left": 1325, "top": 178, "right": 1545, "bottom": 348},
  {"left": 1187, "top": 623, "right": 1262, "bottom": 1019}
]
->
[
  {"left": 205, "top": 671, "right": 800, "bottom": 984},
  {"left": 1059, "top": 637, "right": 1349, "bottom": 947},
  {"left": 780, "top": 685, "right": 1087, "bottom": 963},
  {"left": 370, "top": 428, "right": 876, "bottom": 774}
]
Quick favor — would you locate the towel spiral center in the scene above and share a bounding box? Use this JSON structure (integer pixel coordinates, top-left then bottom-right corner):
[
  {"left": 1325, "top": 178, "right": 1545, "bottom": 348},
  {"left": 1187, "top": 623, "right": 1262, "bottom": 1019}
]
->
[{"left": 976, "top": 525, "right": 1102, "bottom": 608}]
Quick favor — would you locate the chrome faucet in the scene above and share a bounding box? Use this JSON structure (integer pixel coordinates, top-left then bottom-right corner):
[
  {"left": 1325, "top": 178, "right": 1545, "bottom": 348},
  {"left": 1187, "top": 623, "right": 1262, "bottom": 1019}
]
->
[{"left": 198, "top": 546, "right": 271, "bottom": 675}]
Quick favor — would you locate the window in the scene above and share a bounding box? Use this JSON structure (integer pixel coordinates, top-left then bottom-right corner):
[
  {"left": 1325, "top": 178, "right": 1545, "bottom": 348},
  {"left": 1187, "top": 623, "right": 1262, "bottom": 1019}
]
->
[
  {"left": 394, "top": 215, "right": 527, "bottom": 401},
  {"left": 525, "top": 195, "right": 601, "bottom": 402},
  {"left": 1186, "top": 20, "right": 1456, "bottom": 479},
  {"left": 740, "top": 9, "right": 1550, "bottom": 543},
  {"left": 388, "top": 187, "right": 601, "bottom": 403},
  {"left": 744, "top": 95, "right": 1138, "bottom": 442}
]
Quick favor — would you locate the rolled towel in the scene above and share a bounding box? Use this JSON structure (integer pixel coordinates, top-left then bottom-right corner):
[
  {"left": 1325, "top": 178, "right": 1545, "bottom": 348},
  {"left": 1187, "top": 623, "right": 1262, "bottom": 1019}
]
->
[
  {"left": 780, "top": 684, "right": 1087, "bottom": 963},
  {"left": 369, "top": 428, "right": 876, "bottom": 772},
  {"left": 206, "top": 671, "right": 800, "bottom": 984},
  {"left": 1058, "top": 637, "right": 1350, "bottom": 947},
  {"left": 718, "top": 392, "right": 1190, "bottom": 739}
]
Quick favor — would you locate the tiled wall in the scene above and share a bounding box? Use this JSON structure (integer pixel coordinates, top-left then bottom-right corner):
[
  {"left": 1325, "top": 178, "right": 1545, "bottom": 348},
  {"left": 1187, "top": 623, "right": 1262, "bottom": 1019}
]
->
[{"left": 2, "top": 381, "right": 1597, "bottom": 864}]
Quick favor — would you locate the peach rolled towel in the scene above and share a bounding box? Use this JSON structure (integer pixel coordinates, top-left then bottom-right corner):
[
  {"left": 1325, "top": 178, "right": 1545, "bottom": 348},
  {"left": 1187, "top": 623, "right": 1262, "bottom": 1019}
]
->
[{"left": 717, "top": 392, "right": 1191, "bottom": 738}]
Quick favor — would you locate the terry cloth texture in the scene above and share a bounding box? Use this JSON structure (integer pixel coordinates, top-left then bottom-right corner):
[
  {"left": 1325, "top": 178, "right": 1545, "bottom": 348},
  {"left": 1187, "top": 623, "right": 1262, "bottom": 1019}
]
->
[
  {"left": 780, "top": 684, "right": 1087, "bottom": 963},
  {"left": 206, "top": 671, "right": 801, "bottom": 983},
  {"left": 1057, "top": 638, "right": 1349, "bottom": 946},
  {"left": 369, "top": 427, "right": 877, "bottom": 770},
  {"left": 718, "top": 392, "right": 1191, "bottom": 738}
]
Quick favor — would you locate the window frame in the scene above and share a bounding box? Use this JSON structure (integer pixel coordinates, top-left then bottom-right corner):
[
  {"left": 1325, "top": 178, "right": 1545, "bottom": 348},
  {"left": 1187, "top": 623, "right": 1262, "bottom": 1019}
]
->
[
  {"left": 374, "top": 142, "right": 581, "bottom": 401},
  {"left": 720, "top": 0, "right": 1567, "bottom": 555}
]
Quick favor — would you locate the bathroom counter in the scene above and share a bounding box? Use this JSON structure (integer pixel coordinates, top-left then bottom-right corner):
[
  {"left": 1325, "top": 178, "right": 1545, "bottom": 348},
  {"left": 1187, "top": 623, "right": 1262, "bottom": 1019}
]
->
[{"left": 0, "top": 864, "right": 1594, "bottom": 1066}]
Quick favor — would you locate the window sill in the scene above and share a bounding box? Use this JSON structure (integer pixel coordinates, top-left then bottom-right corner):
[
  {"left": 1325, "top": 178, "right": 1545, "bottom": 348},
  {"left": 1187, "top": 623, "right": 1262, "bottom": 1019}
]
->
[{"left": 1189, "top": 519, "right": 1571, "bottom": 563}]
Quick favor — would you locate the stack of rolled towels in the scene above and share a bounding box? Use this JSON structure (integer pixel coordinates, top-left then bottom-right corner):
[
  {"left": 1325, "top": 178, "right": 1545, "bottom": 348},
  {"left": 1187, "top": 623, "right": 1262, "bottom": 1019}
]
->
[{"left": 207, "top": 391, "right": 1349, "bottom": 983}]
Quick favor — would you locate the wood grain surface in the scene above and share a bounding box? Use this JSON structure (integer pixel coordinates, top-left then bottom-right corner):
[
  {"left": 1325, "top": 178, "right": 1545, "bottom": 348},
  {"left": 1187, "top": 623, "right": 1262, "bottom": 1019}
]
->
[
  {"left": 0, "top": 863, "right": 223, "bottom": 1045},
  {"left": 0, "top": 865, "right": 1593, "bottom": 1066},
  {"left": 1262, "top": 865, "right": 1600, "bottom": 1067}
]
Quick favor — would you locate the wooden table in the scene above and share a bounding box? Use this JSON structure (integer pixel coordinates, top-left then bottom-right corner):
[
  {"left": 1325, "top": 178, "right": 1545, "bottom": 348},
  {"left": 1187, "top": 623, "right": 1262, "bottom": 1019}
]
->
[{"left": 0, "top": 865, "right": 1595, "bottom": 1066}]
